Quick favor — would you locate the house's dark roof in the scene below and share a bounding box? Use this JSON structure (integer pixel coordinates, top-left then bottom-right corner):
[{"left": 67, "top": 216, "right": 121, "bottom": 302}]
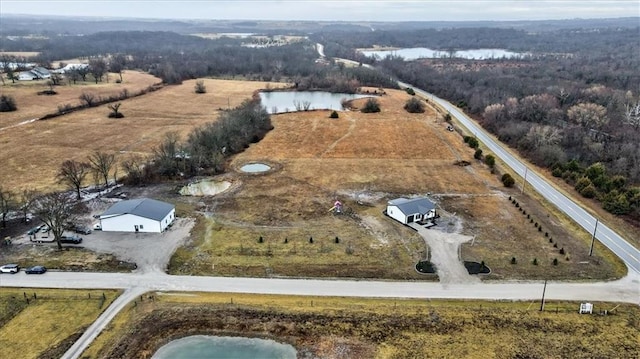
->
[
  {"left": 388, "top": 197, "right": 435, "bottom": 215},
  {"left": 100, "top": 198, "right": 174, "bottom": 221}
]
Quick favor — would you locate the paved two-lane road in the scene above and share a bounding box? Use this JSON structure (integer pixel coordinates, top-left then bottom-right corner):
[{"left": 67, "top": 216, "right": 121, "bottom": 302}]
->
[
  {"left": 399, "top": 81, "right": 640, "bottom": 274},
  {"left": 1, "top": 271, "right": 638, "bottom": 304}
]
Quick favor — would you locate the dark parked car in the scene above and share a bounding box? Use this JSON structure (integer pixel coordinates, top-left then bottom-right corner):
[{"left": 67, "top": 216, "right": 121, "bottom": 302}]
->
[
  {"left": 60, "top": 235, "right": 83, "bottom": 244},
  {"left": 25, "top": 265, "right": 47, "bottom": 274},
  {"left": 73, "top": 225, "right": 92, "bottom": 235}
]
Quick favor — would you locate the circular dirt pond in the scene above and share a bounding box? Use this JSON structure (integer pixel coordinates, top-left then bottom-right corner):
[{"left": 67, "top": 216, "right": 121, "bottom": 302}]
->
[
  {"left": 239, "top": 163, "right": 271, "bottom": 173},
  {"left": 180, "top": 180, "right": 231, "bottom": 196}
]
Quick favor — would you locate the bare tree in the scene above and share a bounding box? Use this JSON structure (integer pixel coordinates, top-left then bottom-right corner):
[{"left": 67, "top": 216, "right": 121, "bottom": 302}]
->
[
  {"left": 79, "top": 92, "right": 97, "bottom": 107},
  {"left": 153, "top": 132, "right": 181, "bottom": 177},
  {"left": 33, "top": 193, "right": 77, "bottom": 250},
  {"left": 567, "top": 103, "right": 608, "bottom": 129},
  {"left": 66, "top": 68, "right": 80, "bottom": 85},
  {"left": 121, "top": 154, "right": 146, "bottom": 185},
  {"left": 57, "top": 160, "right": 91, "bottom": 200},
  {"left": 88, "top": 151, "right": 116, "bottom": 188},
  {"left": 194, "top": 80, "right": 207, "bottom": 94},
  {"left": 89, "top": 57, "right": 107, "bottom": 84},
  {"left": 107, "top": 103, "right": 124, "bottom": 118},
  {"left": 76, "top": 66, "right": 89, "bottom": 82},
  {"left": 19, "top": 188, "right": 39, "bottom": 223},
  {"left": 623, "top": 101, "right": 640, "bottom": 130},
  {"left": 0, "top": 186, "right": 15, "bottom": 228},
  {"left": 109, "top": 54, "right": 127, "bottom": 82}
]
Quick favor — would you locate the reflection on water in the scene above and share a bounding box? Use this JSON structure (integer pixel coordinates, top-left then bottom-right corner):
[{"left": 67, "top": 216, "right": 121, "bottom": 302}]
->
[
  {"left": 259, "top": 91, "right": 373, "bottom": 114},
  {"left": 152, "top": 335, "right": 297, "bottom": 359},
  {"left": 360, "top": 47, "right": 528, "bottom": 60},
  {"left": 240, "top": 163, "right": 271, "bottom": 173}
]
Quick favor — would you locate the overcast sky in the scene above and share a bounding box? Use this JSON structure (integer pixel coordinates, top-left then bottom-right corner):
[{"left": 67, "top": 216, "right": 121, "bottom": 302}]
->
[{"left": 1, "top": 0, "right": 638, "bottom": 21}]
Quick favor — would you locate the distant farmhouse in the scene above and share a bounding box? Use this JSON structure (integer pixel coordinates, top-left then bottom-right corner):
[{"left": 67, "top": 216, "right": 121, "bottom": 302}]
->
[
  {"left": 18, "top": 66, "right": 51, "bottom": 81},
  {"left": 98, "top": 198, "right": 175, "bottom": 233},
  {"left": 55, "top": 63, "right": 89, "bottom": 74},
  {"left": 386, "top": 197, "right": 437, "bottom": 225}
]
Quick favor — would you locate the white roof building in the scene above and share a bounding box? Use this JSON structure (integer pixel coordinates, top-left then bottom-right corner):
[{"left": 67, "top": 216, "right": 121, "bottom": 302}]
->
[
  {"left": 386, "top": 197, "right": 437, "bottom": 225},
  {"left": 99, "top": 198, "right": 175, "bottom": 233}
]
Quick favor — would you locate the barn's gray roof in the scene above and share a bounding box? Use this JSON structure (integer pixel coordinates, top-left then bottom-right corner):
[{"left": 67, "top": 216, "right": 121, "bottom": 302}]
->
[
  {"left": 388, "top": 197, "right": 435, "bottom": 215},
  {"left": 100, "top": 198, "right": 174, "bottom": 221}
]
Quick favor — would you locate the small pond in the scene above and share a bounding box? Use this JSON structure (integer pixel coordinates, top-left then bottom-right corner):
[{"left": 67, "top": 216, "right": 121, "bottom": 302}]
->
[
  {"left": 259, "top": 91, "right": 373, "bottom": 114},
  {"left": 360, "top": 47, "right": 528, "bottom": 60},
  {"left": 240, "top": 163, "right": 271, "bottom": 173},
  {"left": 180, "top": 180, "right": 231, "bottom": 196},
  {"left": 152, "top": 335, "right": 297, "bottom": 359}
]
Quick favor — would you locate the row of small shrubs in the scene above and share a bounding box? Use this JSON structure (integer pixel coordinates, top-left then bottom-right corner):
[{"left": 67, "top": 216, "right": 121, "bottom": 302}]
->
[
  {"left": 258, "top": 236, "right": 341, "bottom": 244},
  {"left": 509, "top": 196, "right": 570, "bottom": 264}
]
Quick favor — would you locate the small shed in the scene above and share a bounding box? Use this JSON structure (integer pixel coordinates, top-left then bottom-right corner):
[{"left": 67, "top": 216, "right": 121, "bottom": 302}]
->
[
  {"left": 99, "top": 198, "right": 175, "bottom": 233},
  {"left": 386, "top": 197, "right": 437, "bottom": 225}
]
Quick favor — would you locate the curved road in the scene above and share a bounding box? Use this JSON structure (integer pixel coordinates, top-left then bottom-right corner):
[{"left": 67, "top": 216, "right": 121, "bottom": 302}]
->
[{"left": 399, "top": 81, "right": 640, "bottom": 274}]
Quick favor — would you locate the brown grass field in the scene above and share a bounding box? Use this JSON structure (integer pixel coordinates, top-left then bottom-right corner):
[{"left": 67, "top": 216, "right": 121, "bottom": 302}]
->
[
  {"left": 0, "top": 288, "right": 121, "bottom": 359},
  {"left": 169, "top": 88, "right": 624, "bottom": 280},
  {"left": 0, "top": 76, "right": 286, "bottom": 192},
  {"left": 83, "top": 291, "right": 640, "bottom": 359},
  {"left": 0, "top": 74, "right": 627, "bottom": 279}
]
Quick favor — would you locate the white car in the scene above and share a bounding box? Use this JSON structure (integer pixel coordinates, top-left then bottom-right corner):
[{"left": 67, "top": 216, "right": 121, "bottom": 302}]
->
[
  {"left": 0, "top": 264, "right": 20, "bottom": 274},
  {"left": 93, "top": 223, "right": 102, "bottom": 230}
]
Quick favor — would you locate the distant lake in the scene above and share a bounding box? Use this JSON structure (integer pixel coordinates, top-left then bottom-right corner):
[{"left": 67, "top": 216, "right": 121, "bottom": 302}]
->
[
  {"left": 152, "top": 335, "right": 297, "bottom": 359},
  {"left": 259, "top": 91, "right": 374, "bottom": 114},
  {"left": 360, "top": 47, "right": 528, "bottom": 60}
]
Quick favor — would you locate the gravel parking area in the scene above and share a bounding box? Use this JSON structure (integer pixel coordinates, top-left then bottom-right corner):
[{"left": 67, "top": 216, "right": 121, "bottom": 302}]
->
[{"left": 79, "top": 218, "right": 194, "bottom": 274}]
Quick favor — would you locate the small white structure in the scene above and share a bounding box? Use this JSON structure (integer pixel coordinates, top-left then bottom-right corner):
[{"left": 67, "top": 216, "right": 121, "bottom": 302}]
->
[
  {"left": 99, "top": 198, "right": 175, "bottom": 233},
  {"left": 17, "top": 67, "right": 51, "bottom": 81},
  {"left": 18, "top": 71, "right": 37, "bottom": 81},
  {"left": 386, "top": 197, "right": 437, "bottom": 225},
  {"left": 579, "top": 303, "right": 593, "bottom": 314}
]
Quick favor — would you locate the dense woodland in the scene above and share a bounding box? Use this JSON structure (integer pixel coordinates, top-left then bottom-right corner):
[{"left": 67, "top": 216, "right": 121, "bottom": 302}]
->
[
  {"left": 319, "top": 26, "right": 640, "bottom": 220},
  {"left": 1, "top": 19, "right": 638, "bottom": 220}
]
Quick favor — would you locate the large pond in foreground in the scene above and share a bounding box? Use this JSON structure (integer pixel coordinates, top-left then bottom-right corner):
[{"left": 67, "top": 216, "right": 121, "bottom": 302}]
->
[
  {"left": 152, "top": 335, "right": 297, "bottom": 359},
  {"left": 259, "top": 91, "right": 373, "bottom": 114}
]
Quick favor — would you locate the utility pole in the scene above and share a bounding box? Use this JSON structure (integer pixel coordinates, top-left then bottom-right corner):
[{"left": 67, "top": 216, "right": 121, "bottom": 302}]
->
[
  {"left": 522, "top": 167, "right": 528, "bottom": 194},
  {"left": 589, "top": 218, "right": 599, "bottom": 256},
  {"left": 540, "top": 279, "right": 547, "bottom": 312}
]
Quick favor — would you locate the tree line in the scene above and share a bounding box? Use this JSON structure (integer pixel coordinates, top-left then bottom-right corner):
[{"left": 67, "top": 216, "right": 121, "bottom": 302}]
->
[{"left": 318, "top": 26, "right": 640, "bottom": 219}]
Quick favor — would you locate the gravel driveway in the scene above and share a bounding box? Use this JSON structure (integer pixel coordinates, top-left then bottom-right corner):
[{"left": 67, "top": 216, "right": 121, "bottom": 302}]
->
[
  {"left": 410, "top": 223, "right": 479, "bottom": 284},
  {"left": 80, "top": 218, "right": 194, "bottom": 274}
]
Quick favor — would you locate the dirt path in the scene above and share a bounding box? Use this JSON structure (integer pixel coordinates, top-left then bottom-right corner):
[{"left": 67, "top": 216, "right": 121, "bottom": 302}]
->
[{"left": 410, "top": 223, "right": 479, "bottom": 285}]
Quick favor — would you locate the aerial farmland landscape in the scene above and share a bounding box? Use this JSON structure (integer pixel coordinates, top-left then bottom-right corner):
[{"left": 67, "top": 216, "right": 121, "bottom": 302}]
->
[{"left": 0, "top": 1, "right": 639, "bottom": 358}]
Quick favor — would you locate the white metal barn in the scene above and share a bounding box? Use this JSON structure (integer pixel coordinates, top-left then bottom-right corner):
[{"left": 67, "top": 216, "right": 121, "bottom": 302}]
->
[
  {"left": 99, "top": 198, "right": 175, "bottom": 233},
  {"left": 386, "top": 197, "right": 437, "bottom": 225}
]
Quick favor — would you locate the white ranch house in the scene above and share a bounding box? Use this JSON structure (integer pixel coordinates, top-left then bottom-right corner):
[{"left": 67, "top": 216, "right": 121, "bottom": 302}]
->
[
  {"left": 386, "top": 197, "right": 437, "bottom": 225},
  {"left": 99, "top": 198, "right": 175, "bottom": 233}
]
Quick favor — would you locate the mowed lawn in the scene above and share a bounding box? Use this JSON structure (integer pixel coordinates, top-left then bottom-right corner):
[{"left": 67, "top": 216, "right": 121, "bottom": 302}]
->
[
  {"left": 0, "top": 77, "right": 286, "bottom": 192},
  {"left": 0, "top": 288, "right": 120, "bottom": 359}
]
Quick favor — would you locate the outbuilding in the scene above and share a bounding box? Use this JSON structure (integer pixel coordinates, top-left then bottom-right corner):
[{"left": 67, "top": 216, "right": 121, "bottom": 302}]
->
[
  {"left": 99, "top": 198, "right": 175, "bottom": 233},
  {"left": 386, "top": 197, "right": 437, "bottom": 225}
]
